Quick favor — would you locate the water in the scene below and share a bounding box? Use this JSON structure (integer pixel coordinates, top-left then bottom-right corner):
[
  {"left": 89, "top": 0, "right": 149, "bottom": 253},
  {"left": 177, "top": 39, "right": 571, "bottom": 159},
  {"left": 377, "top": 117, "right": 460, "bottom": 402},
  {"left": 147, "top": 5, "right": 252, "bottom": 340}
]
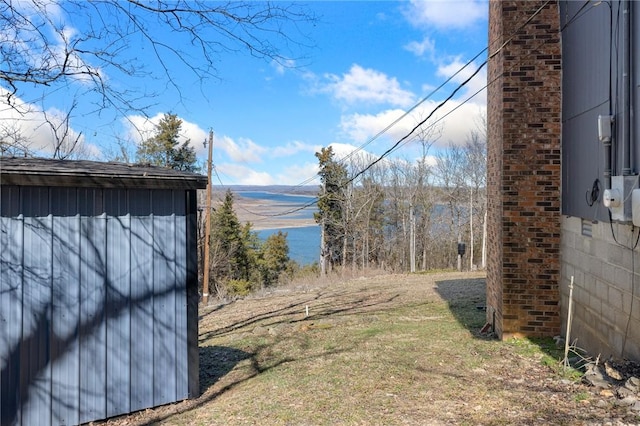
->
[
  {"left": 242, "top": 191, "right": 460, "bottom": 266},
  {"left": 238, "top": 190, "right": 319, "bottom": 265},
  {"left": 239, "top": 191, "right": 317, "bottom": 220},
  {"left": 258, "top": 226, "right": 320, "bottom": 266}
]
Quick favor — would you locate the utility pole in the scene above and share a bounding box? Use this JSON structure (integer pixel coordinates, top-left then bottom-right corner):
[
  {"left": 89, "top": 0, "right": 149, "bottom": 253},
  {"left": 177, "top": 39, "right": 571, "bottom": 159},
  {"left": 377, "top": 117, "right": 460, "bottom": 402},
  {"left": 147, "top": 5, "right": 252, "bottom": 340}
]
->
[{"left": 202, "top": 129, "right": 213, "bottom": 305}]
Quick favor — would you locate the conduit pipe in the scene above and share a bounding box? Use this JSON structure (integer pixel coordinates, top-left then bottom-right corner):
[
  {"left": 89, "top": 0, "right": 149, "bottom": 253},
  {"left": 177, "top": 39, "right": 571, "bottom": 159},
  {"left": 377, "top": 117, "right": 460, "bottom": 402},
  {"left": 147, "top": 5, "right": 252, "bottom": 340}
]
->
[{"left": 622, "top": 0, "right": 632, "bottom": 175}]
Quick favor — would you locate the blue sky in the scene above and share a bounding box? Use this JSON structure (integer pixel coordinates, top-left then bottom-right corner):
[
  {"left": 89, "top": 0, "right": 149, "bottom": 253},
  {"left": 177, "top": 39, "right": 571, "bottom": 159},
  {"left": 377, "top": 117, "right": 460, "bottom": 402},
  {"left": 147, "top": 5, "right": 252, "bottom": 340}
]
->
[{"left": 1, "top": 1, "right": 488, "bottom": 186}]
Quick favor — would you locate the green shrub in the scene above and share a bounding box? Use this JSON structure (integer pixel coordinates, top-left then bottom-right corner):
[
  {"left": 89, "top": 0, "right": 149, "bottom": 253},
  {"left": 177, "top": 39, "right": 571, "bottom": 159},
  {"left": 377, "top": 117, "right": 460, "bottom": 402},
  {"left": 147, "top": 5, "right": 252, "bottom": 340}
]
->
[{"left": 227, "top": 279, "right": 254, "bottom": 296}]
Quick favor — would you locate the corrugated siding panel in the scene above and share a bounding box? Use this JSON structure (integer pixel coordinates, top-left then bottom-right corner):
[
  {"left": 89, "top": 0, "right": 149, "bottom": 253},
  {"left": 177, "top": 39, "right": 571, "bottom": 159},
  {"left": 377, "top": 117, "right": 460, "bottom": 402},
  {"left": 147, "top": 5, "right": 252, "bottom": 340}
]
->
[
  {"left": 0, "top": 186, "right": 195, "bottom": 426},
  {"left": 79, "top": 214, "right": 108, "bottom": 424},
  {"left": 154, "top": 212, "right": 177, "bottom": 406},
  {"left": 560, "top": 1, "right": 611, "bottom": 219},
  {"left": 51, "top": 213, "right": 81, "bottom": 426},
  {"left": 104, "top": 189, "right": 131, "bottom": 418},
  {"left": 175, "top": 196, "right": 189, "bottom": 400},
  {"left": 21, "top": 212, "right": 53, "bottom": 426},
  {"left": 106, "top": 213, "right": 131, "bottom": 417},
  {"left": 153, "top": 190, "right": 177, "bottom": 406},
  {"left": 129, "top": 190, "right": 155, "bottom": 413},
  {"left": 0, "top": 214, "right": 23, "bottom": 426},
  {"left": 634, "top": 4, "right": 640, "bottom": 171}
]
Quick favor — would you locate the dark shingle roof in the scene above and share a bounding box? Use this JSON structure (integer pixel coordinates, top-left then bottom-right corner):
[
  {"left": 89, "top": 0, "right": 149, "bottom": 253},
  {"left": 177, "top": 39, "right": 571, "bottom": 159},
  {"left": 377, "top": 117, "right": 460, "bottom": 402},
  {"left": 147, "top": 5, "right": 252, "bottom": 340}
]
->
[{"left": 0, "top": 157, "right": 208, "bottom": 190}]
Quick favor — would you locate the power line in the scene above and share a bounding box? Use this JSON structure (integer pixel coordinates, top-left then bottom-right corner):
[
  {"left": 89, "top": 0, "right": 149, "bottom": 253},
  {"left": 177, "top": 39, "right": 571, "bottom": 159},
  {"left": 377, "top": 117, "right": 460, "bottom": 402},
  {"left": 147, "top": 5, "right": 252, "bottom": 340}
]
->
[
  {"left": 237, "top": 0, "right": 584, "bottom": 220},
  {"left": 346, "top": 58, "right": 487, "bottom": 186}
]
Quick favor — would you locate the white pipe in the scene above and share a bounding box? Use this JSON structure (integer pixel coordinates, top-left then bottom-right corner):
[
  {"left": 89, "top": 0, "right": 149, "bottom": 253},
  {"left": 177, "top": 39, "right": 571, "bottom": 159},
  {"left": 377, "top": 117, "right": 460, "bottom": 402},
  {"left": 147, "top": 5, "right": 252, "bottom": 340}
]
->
[{"left": 564, "top": 276, "right": 575, "bottom": 367}]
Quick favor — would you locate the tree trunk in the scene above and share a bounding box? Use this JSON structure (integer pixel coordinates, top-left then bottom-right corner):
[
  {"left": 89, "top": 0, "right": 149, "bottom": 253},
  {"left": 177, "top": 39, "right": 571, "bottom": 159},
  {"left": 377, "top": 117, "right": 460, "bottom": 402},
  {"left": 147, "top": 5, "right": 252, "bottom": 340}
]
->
[{"left": 410, "top": 204, "right": 416, "bottom": 273}]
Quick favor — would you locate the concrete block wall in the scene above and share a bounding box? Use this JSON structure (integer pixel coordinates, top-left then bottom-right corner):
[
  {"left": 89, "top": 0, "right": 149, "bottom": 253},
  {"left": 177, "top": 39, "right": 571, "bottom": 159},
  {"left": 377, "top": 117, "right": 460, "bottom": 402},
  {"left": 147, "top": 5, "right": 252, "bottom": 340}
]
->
[
  {"left": 561, "top": 216, "right": 640, "bottom": 360},
  {"left": 487, "top": 0, "right": 562, "bottom": 338}
]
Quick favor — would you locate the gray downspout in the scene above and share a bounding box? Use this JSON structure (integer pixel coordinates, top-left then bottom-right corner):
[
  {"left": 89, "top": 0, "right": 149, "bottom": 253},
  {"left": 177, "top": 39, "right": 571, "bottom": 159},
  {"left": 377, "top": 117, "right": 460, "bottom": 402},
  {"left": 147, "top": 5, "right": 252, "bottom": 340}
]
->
[{"left": 622, "top": 0, "right": 632, "bottom": 175}]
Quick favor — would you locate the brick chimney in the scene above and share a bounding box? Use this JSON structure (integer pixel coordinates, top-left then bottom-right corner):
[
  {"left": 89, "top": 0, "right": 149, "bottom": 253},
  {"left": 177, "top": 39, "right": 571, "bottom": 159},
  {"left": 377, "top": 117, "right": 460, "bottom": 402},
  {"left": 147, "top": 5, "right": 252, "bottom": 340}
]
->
[{"left": 486, "top": 0, "right": 562, "bottom": 338}]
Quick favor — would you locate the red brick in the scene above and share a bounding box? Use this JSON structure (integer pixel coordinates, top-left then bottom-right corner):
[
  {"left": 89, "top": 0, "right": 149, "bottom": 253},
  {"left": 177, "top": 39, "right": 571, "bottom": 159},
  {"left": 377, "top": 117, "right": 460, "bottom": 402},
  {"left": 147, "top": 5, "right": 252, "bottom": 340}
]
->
[{"left": 486, "top": 1, "right": 561, "bottom": 338}]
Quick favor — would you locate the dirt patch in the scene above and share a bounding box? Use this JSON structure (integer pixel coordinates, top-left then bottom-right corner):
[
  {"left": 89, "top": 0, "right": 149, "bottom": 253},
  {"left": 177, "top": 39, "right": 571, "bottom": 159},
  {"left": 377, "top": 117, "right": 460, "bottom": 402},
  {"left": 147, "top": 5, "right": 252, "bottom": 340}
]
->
[{"left": 93, "top": 271, "right": 640, "bottom": 425}]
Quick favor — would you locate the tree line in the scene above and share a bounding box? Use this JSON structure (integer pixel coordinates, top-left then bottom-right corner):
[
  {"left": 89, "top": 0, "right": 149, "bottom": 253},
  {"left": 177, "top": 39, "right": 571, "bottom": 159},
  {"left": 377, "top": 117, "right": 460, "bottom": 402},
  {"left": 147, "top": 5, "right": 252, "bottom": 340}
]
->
[
  {"left": 315, "top": 126, "right": 487, "bottom": 276},
  {"left": 198, "top": 120, "right": 487, "bottom": 299},
  {"left": 2, "top": 105, "right": 486, "bottom": 298},
  {"left": 1, "top": 0, "right": 486, "bottom": 300}
]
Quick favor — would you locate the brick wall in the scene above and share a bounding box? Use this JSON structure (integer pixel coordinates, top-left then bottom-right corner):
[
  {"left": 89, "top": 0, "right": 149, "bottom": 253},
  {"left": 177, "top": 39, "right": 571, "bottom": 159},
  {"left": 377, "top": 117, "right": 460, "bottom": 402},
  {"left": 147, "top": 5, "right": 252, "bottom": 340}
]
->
[{"left": 486, "top": 1, "right": 562, "bottom": 338}]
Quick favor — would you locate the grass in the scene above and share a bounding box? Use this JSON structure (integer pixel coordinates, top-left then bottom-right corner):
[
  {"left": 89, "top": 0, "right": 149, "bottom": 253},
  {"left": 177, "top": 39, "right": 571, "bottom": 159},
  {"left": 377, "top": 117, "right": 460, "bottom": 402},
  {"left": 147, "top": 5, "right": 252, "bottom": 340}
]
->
[{"left": 102, "top": 271, "right": 636, "bottom": 425}]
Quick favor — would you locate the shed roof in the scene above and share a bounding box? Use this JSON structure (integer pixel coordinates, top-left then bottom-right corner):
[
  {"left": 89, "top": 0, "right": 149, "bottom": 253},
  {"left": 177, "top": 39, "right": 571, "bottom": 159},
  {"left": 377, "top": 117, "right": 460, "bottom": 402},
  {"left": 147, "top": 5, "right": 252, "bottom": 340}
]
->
[{"left": 0, "top": 157, "right": 208, "bottom": 190}]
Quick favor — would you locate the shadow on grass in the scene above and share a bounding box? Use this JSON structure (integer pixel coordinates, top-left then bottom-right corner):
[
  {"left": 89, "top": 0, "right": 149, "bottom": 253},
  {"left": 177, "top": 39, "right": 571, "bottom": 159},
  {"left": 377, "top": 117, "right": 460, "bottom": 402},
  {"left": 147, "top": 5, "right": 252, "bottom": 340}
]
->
[
  {"left": 435, "top": 277, "right": 488, "bottom": 337},
  {"left": 123, "top": 339, "right": 353, "bottom": 426},
  {"left": 199, "top": 345, "right": 252, "bottom": 391},
  {"left": 198, "top": 288, "right": 401, "bottom": 343},
  {"left": 435, "top": 277, "right": 570, "bottom": 371}
]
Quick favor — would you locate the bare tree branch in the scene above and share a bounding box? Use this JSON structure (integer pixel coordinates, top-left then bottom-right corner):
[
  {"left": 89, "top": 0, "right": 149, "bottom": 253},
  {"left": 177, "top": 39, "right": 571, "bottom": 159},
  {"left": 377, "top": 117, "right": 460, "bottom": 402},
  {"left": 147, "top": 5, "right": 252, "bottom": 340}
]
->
[
  {"left": 40, "top": 100, "right": 86, "bottom": 159},
  {"left": 0, "top": 0, "right": 316, "bottom": 129}
]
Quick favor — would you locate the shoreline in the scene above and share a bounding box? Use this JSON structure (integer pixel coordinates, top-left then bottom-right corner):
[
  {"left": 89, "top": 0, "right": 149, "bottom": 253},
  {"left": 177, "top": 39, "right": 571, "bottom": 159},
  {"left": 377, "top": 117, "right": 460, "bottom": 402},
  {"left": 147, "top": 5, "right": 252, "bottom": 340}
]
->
[{"left": 233, "top": 196, "right": 317, "bottom": 231}]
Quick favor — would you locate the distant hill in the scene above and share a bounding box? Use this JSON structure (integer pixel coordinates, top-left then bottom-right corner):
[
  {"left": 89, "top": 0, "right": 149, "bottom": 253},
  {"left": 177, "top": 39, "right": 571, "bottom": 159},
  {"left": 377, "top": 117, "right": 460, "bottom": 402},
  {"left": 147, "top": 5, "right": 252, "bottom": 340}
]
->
[{"left": 213, "top": 185, "right": 319, "bottom": 197}]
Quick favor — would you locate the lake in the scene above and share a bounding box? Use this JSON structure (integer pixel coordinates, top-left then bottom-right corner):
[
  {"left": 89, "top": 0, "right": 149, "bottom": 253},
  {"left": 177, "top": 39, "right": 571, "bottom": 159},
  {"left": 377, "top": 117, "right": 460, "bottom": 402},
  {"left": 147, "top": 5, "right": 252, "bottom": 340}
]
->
[
  {"left": 237, "top": 190, "right": 320, "bottom": 265},
  {"left": 258, "top": 225, "right": 320, "bottom": 266}
]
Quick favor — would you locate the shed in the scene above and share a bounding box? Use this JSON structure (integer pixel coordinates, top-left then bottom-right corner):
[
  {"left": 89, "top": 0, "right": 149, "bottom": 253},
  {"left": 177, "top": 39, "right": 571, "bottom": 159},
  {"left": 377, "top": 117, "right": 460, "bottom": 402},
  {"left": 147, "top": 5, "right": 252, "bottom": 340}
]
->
[{"left": 0, "top": 157, "right": 207, "bottom": 425}]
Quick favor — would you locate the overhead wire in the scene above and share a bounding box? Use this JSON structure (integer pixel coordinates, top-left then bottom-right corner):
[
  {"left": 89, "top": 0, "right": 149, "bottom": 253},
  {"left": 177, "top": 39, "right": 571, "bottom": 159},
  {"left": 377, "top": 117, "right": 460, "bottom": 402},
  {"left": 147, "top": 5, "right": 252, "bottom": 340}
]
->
[
  {"left": 336, "top": 48, "right": 488, "bottom": 164},
  {"left": 233, "top": 0, "right": 586, "bottom": 220},
  {"left": 356, "top": 0, "right": 599, "bottom": 167},
  {"left": 385, "top": 0, "right": 596, "bottom": 160}
]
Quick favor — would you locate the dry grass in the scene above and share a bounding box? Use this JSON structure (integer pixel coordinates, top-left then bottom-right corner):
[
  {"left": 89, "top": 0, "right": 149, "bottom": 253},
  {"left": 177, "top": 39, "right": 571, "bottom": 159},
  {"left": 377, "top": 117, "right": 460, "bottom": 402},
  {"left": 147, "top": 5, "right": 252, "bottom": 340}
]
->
[{"left": 98, "top": 271, "right": 638, "bottom": 426}]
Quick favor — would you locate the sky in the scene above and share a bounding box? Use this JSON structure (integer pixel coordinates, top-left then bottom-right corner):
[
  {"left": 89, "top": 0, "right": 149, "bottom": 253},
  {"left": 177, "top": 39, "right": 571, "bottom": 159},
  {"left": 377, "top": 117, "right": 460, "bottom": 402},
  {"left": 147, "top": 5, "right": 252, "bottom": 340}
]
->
[{"left": 0, "top": 0, "right": 488, "bottom": 187}]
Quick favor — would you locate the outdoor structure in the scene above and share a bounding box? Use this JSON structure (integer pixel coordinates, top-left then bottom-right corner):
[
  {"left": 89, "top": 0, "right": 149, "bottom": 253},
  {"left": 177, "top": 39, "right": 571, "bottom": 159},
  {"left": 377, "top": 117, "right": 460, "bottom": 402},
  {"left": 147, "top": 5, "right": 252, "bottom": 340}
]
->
[
  {"left": 488, "top": 0, "right": 640, "bottom": 361},
  {"left": 0, "top": 158, "right": 206, "bottom": 426},
  {"left": 486, "top": 0, "right": 562, "bottom": 339}
]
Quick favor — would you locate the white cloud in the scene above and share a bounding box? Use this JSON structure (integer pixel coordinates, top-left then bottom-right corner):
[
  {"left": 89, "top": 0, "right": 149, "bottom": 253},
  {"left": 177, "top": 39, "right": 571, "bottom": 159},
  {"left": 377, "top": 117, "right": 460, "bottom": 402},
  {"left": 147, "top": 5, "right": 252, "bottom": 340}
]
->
[
  {"left": 0, "top": 88, "right": 101, "bottom": 158},
  {"left": 436, "top": 59, "right": 487, "bottom": 105},
  {"left": 9, "top": 1, "right": 102, "bottom": 87},
  {"left": 276, "top": 162, "right": 320, "bottom": 185},
  {"left": 123, "top": 112, "right": 208, "bottom": 154},
  {"left": 123, "top": 114, "right": 157, "bottom": 143},
  {"left": 216, "top": 135, "right": 266, "bottom": 163},
  {"left": 340, "top": 100, "right": 486, "bottom": 150},
  {"left": 271, "top": 58, "right": 297, "bottom": 76},
  {"left": 217, "top": 163, "right": 276, "bottom": 185},
  {"left": 328, "top": 142, "right": 367, "bottom": 161},
  {"left": 340, "top": 109, "right": 410, "bottom": 143},
  {"left": 271, "top": 140, "right": 319, "bottom": 158},
  {"left": 404, "top": 0, "right": 487, "bottom": 30},
  {"left": 404, "top": 37, "right": 436, "bottom": 58},
  {"left": 322, "top": 65, "right": 415, "bottom": 108}
]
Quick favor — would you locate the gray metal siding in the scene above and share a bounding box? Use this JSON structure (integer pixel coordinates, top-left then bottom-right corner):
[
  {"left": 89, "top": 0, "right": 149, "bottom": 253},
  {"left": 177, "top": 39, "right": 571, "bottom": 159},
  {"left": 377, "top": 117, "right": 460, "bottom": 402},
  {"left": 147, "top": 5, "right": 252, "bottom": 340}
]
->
[
  {"left": 561, "top": 1, "right": 612, "bottom": 220},
  {"left": 0, "top": 186, "right": 198, "bottom": 426},
  {"left": 561, "top": 1, "right": 640, "bottom": 220}
]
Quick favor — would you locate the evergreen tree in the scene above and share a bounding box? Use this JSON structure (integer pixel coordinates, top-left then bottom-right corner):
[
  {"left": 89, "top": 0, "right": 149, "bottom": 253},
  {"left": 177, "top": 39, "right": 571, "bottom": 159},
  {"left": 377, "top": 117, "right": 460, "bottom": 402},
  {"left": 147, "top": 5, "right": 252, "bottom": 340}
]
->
[
  {"left": 315, "top": 146, "right": 348, "bottom": 268},
  {"left": 136, "top": 113, "right": 198, "bottom": 172},
  {"left": 210, "top": 190, "right": 250, "bottom": 288},
  {"left": 207, "top": 189, "right": 292, "bottom": 296},
  {"left": 258, "top": 231, "right": 290, "bottom": 287}
]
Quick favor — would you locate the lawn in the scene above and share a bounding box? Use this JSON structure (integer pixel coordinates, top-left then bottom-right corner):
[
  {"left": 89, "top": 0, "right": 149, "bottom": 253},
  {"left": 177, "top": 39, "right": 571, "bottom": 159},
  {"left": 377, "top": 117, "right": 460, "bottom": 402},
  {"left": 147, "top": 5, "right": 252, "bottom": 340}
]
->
[{"left": 97, "top": 271, "right": 637, "bottom": 425}]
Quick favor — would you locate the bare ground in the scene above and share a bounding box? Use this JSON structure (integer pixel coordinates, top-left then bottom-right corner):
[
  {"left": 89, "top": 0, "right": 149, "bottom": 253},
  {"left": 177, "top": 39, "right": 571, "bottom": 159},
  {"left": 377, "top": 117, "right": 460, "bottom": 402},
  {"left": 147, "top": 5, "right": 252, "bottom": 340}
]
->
[{"left": 94, "top": 271, "right": 640, "bottom": 425}]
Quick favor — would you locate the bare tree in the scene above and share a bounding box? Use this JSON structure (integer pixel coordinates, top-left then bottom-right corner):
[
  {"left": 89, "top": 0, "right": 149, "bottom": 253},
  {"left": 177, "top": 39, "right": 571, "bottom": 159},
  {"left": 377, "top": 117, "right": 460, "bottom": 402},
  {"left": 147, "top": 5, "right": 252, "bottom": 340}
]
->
[
  {"left": 435, "top": 143, "right": 467, "bottom": 269},
  {"left": 41, "top": 101, "right": 88, "bottom": 159},
  {"left": 463, "top": 130, "right": 487, "bottom": 270},
  {"left": 410, "top": 119, "right": 442, "bottom": 272},
  {"left": 1, "top": 1, "right": 315, "bottom": 155},
  {"left": 0, "top": 120, "right": 32, "bottom": 157}
]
